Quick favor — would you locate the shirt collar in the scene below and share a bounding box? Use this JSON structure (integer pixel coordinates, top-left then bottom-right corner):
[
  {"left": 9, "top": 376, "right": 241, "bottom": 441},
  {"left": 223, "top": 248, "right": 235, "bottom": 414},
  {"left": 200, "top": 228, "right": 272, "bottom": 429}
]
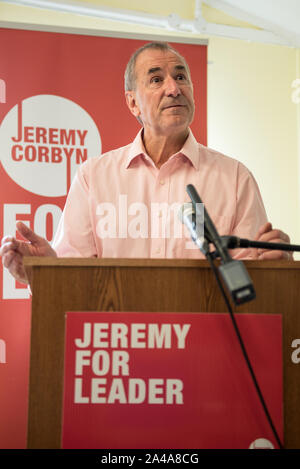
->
[
  {"left": 125, "top": 128, "right": 146, "bottom": 168},
  {"left": 179, "top": 129, "right": 200, "bottom": 170},
  {"left": 125, "top": 128, "right": 200, "bottom": 170}
]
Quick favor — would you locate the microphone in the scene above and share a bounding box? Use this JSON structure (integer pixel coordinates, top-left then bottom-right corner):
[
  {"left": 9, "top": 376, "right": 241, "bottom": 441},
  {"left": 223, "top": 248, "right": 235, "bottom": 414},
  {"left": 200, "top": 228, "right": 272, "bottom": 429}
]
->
[
  {"left": 178, "top": 203, "right": 208, "bottom": 255},
  {"left": 186, "top": 184, "right": 231, "bottom": 264},
  {"left": 182, "top": 185, "right": 256, "bottom": 305}
]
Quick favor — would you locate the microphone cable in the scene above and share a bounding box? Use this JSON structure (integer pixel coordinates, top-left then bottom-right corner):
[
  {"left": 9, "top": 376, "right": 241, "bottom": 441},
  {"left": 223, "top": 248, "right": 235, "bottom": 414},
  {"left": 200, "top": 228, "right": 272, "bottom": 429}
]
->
[{"left": 206, "top": 251, "right": 284, "bottom": 450}]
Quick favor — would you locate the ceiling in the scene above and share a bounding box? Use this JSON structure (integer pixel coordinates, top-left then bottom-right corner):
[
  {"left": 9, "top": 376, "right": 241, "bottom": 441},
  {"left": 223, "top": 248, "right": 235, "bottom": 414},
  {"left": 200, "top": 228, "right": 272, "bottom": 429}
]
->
[
  {"left": 207, "top": 0, "right": 300, "bottom": 45},
  {"left": 2, "top": 0, "right": 300, "bottom": 47}
]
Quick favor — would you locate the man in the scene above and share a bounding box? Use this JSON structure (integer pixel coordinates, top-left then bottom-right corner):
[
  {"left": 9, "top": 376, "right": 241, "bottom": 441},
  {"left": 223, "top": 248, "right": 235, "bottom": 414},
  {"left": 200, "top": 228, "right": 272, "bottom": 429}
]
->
[{"left": 0, "top": 42, "right": 291, "bottom": 285}]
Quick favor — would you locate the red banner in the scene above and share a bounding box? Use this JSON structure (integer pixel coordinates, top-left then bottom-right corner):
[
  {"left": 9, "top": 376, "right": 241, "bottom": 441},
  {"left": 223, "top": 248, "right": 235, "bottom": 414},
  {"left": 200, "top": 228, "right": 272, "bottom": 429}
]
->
[
  {"left": 0, "top": 27, "right": 207, "bottom": 448},
  {"left": 62, "top": 312, "right": 283, "bottom": 449}
]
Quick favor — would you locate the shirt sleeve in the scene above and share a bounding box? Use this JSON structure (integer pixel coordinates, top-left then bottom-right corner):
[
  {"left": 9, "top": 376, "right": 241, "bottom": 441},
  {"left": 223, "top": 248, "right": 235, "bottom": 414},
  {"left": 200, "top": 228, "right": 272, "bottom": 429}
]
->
[
  {"left": 52, "top": 162, "right": 98, "bottom": 257},
  {"left": 231, "top": 163, "right": 268, "bottom": 260}
]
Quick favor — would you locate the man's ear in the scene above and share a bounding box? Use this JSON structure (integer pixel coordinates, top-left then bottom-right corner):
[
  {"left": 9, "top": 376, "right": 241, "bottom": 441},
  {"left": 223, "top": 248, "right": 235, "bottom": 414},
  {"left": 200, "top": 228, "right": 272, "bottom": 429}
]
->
[{"left": 125, "top": 91, "right": 141, "bottom": 119}]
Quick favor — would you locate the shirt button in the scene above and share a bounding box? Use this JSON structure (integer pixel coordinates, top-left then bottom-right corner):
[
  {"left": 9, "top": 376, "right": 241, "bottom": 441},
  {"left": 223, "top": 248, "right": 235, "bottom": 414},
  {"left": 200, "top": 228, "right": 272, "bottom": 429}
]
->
[{"left": 159, "top": 180, "right": 165, "bottom": 185}]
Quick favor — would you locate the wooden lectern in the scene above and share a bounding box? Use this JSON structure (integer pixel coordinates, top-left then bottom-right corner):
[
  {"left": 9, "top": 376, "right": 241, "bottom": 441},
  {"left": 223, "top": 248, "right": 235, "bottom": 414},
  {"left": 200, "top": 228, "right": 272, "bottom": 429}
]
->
[{"left": 24, "top": 257, "right": 300, "bottom": 449}]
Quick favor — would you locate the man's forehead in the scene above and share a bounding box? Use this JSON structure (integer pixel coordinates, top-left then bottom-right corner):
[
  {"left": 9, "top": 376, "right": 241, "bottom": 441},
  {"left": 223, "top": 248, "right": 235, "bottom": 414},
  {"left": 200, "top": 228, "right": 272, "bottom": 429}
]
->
[{"left": 135, "top": 48, "right": 188, "bottom": 74}]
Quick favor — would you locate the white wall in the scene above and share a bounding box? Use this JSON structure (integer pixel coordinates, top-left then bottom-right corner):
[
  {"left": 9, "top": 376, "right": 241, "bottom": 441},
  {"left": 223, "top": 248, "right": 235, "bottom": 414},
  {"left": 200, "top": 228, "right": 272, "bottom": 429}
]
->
[{"left": 207, "top": 37, "right": 299, "bottom": 251}]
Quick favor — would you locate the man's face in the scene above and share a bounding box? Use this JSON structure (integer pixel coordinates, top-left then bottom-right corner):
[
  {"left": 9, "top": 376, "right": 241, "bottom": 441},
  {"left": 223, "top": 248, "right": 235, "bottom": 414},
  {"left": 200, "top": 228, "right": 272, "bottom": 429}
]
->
[{"left": 126, "top": 48, "right": 195, "bottom": 136}]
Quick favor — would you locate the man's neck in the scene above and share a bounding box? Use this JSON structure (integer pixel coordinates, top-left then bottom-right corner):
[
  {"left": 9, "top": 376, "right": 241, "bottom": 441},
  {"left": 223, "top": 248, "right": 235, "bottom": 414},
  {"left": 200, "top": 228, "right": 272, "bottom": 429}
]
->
[{"left": 142, "top": 128, "right": 189, "bottom": 168}]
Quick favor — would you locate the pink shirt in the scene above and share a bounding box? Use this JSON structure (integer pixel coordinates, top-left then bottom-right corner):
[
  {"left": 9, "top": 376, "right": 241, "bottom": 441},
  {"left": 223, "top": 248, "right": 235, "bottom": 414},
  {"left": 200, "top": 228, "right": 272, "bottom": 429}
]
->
[{"left": 52, "top": 129, "right": 267, "bottom": 259}]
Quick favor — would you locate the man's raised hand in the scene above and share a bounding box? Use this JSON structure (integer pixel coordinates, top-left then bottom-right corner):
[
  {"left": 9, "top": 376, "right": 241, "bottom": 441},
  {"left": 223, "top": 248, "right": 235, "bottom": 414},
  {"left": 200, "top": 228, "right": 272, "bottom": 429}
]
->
[{"left": 0, "top": 221, "right": 57, "bottom": 285}]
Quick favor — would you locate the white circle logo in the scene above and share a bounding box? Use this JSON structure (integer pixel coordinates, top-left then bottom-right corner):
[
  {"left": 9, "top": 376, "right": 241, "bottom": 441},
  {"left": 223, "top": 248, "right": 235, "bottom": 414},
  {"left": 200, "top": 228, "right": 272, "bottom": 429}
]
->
[
  {"left": 249, "top": 438, "right": 275, "bottom": 449},
  {"left": 0, "top": 95, "right": 101, "bottom": 197}
]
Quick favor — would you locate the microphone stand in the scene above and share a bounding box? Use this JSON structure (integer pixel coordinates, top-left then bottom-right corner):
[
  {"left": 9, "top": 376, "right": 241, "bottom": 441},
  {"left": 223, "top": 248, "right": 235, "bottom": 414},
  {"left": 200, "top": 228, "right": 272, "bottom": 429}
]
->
[
  {"left": 184, "top": 184, "right": 288, "bottom": 448},
  {"left": 200, "top": 235, "right": 285, "bottom": 450},
  {"left": 218, "top": 235, "right": 300, "bottom": 255}
]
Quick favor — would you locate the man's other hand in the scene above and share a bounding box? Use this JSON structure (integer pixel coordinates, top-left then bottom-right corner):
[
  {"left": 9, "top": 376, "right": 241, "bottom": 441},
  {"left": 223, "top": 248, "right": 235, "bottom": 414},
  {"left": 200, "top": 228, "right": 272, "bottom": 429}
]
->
[
  {"left": 0, "top": 221, "right": 57, "bottom": 285},
  {"left": 255, "top": 222, "right": 292, "bottom": 260}
]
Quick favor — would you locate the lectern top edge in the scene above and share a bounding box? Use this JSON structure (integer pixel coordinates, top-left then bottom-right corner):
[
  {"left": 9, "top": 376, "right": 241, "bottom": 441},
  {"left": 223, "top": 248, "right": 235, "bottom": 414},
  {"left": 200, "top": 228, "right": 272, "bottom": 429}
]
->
[{"left": 23, "top": 256, "right": 298, "bottom": 270}]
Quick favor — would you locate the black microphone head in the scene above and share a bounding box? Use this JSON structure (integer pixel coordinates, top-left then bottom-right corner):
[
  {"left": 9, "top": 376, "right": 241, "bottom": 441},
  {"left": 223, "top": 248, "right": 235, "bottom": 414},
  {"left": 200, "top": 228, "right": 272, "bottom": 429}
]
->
[{"left": 186, "top": 184, "right": 203, "bottom": 206}]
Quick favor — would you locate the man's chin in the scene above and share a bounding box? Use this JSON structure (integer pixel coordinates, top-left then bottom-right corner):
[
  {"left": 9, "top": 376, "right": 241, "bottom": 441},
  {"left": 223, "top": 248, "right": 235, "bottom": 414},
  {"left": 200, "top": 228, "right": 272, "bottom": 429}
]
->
[
  {"left": 155, "top": 121, "right": 191, "bottom": 138},
  {"left": 163, "top": 116, "right": 192, "bottom": 130}
]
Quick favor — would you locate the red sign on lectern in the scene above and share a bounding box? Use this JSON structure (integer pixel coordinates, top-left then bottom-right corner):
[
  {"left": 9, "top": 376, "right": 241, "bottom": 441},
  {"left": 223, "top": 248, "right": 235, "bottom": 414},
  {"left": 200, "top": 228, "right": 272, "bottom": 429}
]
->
[{"left": 62, "top": 312, "right": 283, "bottom": 449}]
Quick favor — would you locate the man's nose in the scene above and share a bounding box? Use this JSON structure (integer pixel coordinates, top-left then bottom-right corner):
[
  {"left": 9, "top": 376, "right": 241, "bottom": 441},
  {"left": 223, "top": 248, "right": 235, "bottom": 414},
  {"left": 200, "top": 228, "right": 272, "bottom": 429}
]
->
[{"left": 164, "top": 76, "right": 181, "bottom": 97}]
